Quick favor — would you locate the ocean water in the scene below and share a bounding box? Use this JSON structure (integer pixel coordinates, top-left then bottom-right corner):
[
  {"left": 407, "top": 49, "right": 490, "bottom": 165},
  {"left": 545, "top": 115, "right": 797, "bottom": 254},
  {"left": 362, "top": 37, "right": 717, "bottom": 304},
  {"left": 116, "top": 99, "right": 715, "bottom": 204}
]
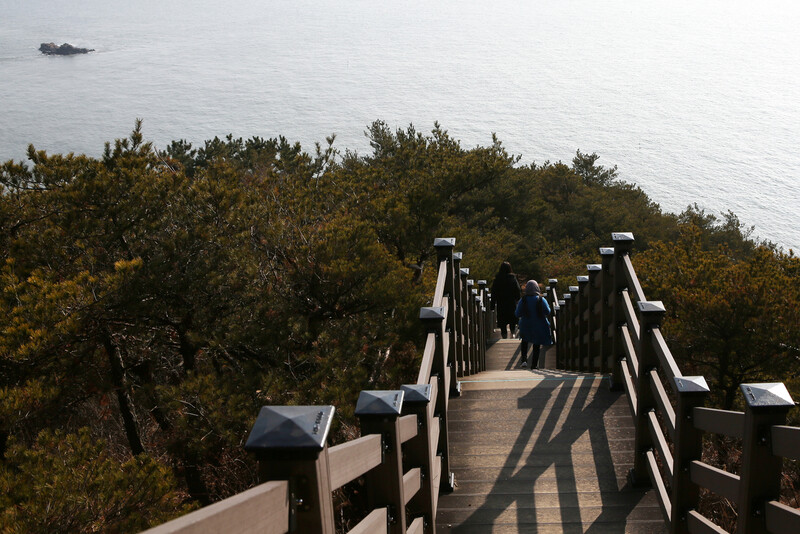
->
[{"left": 1, "top": 0, "right": 798, "bottom": 250}]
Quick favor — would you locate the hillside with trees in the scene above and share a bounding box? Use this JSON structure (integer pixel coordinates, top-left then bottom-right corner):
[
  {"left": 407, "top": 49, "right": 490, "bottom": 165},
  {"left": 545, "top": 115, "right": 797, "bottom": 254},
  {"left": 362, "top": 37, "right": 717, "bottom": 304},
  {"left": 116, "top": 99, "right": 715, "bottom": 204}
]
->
[{"left": 1, "top": 121, "right": 797, "bottom": 532}]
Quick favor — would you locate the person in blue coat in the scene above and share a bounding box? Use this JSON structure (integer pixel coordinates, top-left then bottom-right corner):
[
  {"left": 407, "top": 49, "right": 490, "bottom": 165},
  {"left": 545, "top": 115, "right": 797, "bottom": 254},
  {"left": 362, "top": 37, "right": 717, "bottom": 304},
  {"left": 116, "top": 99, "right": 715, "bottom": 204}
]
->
[{"left": 515, "top": 280, "right": 552, "bottom": 368}]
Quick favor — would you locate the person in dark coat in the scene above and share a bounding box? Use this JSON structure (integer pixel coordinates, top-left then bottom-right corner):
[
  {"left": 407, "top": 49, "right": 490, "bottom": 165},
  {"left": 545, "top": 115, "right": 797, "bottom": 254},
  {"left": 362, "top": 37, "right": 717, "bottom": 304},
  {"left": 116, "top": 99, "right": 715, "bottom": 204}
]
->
[
  {"left": 515, "top": 280, "right": 552, "bottom": 368},
  {"left": 491, "top": 261, "right": 521, "bottom": 339}
]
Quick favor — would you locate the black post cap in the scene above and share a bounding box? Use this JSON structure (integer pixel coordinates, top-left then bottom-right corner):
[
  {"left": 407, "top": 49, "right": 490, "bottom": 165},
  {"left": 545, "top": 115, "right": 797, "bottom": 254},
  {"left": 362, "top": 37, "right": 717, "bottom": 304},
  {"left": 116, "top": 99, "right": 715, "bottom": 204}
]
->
[
  {"left": 245, "top": 405, "right": 334, "bottom": 453},
  {"left": 673, "top": 376, "right": 710, "bottom": 395},
  {"left": 355, "top": 390, "right": 404, "bottom": 416},
  {"left": 401, "top": 384, "right": 432, "bottom": 404},
  {"left": 740, "top": 383, "right": 794, "bottom": 409}
]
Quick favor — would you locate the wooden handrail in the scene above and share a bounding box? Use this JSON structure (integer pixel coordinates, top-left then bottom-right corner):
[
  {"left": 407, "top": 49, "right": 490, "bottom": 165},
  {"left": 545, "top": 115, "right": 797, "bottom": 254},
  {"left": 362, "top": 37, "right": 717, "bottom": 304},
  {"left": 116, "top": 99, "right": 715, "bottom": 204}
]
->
[
  {"left": 348, "top": 508, "right": 387, "bottom": 534},
  {"left": 417, "top": 332, "right": 437, "bottom": 385},
  {"left": 553, "top": 232, "right": 800, "bottom": 534},
  {"left": 771, "top": 426, "right": 800, "bottom": 461},
  {"left": 140, "top": 481, "right": 289, "bottom": 534},
  {"left": 690, "top": 461, "right": 740, "bottom": 501},
  {"left": 692, "top": 407, "right": 744, "bottom": 439},
  {"left": 329, "top": 434, "right": 383, "bottom": 491}
]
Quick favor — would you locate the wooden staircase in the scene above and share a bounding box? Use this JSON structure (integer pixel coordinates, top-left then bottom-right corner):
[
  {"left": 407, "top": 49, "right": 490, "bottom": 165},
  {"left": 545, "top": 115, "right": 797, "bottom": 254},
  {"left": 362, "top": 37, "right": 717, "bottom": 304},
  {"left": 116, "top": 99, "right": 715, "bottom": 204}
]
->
[{"left": 436, "top": 339, "right": 667, "bottom": 533}]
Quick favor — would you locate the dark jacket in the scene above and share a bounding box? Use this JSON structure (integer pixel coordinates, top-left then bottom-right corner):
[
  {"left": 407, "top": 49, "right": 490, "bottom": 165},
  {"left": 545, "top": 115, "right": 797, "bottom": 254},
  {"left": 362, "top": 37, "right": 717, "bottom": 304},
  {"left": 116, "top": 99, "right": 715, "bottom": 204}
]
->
[
  {"left": 515, "top": 295, "right": 552, "bottom": 344},
  {"left": 491, "top": 273, "right": 521, "bottom": 326}
]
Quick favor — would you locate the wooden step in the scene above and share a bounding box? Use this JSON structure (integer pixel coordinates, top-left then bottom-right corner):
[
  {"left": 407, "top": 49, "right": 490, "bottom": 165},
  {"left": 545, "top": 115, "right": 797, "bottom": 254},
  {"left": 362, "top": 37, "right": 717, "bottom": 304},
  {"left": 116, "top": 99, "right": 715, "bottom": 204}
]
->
[{"left": 435, "top": 336, "right": 666, "bottom": 533}]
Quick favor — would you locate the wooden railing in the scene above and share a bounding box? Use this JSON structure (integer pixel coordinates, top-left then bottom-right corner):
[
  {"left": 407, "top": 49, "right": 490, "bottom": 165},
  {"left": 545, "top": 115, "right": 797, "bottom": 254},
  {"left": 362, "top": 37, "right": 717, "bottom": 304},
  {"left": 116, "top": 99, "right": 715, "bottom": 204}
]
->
[
  {"left": 552, "top": 232, "right": 800, "bottom": 534},
  {"left": 142, "top": 238, "right": 493, "bottom": 534}
]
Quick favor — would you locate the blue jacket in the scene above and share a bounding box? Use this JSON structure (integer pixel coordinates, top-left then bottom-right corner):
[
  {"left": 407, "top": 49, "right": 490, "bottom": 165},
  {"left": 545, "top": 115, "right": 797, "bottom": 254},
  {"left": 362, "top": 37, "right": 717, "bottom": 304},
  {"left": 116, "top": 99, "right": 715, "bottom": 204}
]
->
[{"left": 515, "top": 295, "right": 552, "bottom": 345}]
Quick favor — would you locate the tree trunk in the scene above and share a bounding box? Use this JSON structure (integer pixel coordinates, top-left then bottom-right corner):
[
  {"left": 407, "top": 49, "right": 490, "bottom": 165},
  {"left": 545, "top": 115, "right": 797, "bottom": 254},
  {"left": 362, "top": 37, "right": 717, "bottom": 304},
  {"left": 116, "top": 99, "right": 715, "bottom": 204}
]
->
[
  {"left": 103, "top": 333, "right": 145, "bottom": 456},
  {"left": 177, "top": 314, "right": 197, "bottom": 373},
  {"left": 145, "top": 387, "right": 212, "bottom": 505},
  {"left": 0, "top": 429, "right": 7, "bottom": 460}
]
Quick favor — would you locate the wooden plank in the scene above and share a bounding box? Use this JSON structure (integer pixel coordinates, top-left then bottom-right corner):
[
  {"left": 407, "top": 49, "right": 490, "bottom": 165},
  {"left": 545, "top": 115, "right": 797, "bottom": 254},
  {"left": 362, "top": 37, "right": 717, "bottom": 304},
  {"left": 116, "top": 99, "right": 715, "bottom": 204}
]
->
[
  {"left": 648, "top": 410, "right": 673, "bottom": 482},
  {"left": 416, "top": 333, "right": 436, "bottom": 385},
  {"left": 686, "top": 511, "right": 728, "bottom": 534},
  {"left": 432, "top": 456, "right": 442, "bottom": 515},
  {"left": 399, "top": 414, "right": 418, "bottom": 444},
  {"left": 623, "top": 254, "right": 646, "bottom": 304},
  {"left": 403, "top": 468, "right": 421, "bottom": 505},
  {"left": 650, "top": 370, "right": 676, "bottom": 440},
  {"left": 651, "top": 328, "right": 682, "bottom": 382},
  {"left": 620, "top": 358, "right": 638, "bottom": 418},
  {"left": 432, "top": 259, "right": 447, "bottom": 307},
  {"left": 693, "top": 407, "right": 744, "bottom": 439},
  {"left": 406, "top": 517, "right": 424, "bottom": 534},
  {"left": 621, "top": 290, "right": 640, "bottom": 345},
  {"left": 766, "top": 500, "right": 800, "bottom": 533},
  {"left": 690, "top": 461, "right": 739, "bottom": 501},
  {"left": 427, "top": 377, "right": 437, "bottom": 421},
  {"left": 347, "top": 508, "right": 387, "bottom": 534},
  {"left": 644, "top": 450, "right": 671, "bottom": 525},
  {"left": 771, "top": 425, "right": 800, "bottom": 460},
  {"left": 430, "top": 416, "right": 440, "bottom": 458},
  {"left": 621, "top": 326, "right": 638, "bottom": 383},
  {"left": 140, "top": 481, "right": 289, "bottom": 534},
  {"left": 329, "top": 434, "right": 382, "bottom": 491}
]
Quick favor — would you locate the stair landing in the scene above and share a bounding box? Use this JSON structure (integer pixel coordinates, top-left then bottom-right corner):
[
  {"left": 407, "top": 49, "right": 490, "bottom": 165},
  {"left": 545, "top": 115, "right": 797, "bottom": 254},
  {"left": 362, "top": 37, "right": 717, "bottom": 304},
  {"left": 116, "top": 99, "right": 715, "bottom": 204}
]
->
[{"left": 436, "top": 339, "right": 667, "bottom": 533}]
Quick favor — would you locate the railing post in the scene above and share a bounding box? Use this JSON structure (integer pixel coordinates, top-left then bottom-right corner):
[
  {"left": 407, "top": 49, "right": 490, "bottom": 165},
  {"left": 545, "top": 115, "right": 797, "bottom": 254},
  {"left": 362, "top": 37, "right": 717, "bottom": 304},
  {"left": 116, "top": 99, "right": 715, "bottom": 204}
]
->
[
  {"left": 466, "top": 279, "right": 477, "bottom": 373},
  {"left": 599, "top": 247, "right": 615, "bottom": 376},
  {"left": 434, "top": 238, "right": 461, "bottom": 399},
  {"left": 547, "top": 279, "right": 559, "bottom": 351},
  {"left": 420, "top": 306, "right": 455, "bottom": 492},
  {"left": 556, "top": 298, "right": 566, "bottom": 368},
  {"left": 560, "top": 293, "right": 572, "bottom": 370},
  {"left": 401, "top": 384, "right": 437, "bottom": 534},
  {"left": 631, "top": 300, "right": 665, "bottom": 485},
  {"left": 459, "top": 268, "right": 471, "bottom": 375},
  {"left": 586, "top": 265, "right": 602, "bottom": 373},
  {"left": 485, "top": 289, "right": 494, "bottom": 344},
  {"left": 568, "top": 286, "right": 580, "bottom": 370},
  {"left": 453, "top": 253, "right": 465, "bottom": 378},
  {"left": 356, "top": 390, "right": 407, "bottom": 534},
  {"left": 737, "top": 383, "right": 795, "bottom": 534},
  {"left": 611, "top": 233, "right": 635, "bottom": 391},
  {"left": 478, "top": 279, "right": 488, "bottom": 369},
  {"left": 577, "top": 276, "right": 589, "bottom": 372},
  {"left": 671, "top": 376, "right": 710, "bottom": 534},
  {"left": 245, "top": 406, "right": 336, "bottom": 533}
]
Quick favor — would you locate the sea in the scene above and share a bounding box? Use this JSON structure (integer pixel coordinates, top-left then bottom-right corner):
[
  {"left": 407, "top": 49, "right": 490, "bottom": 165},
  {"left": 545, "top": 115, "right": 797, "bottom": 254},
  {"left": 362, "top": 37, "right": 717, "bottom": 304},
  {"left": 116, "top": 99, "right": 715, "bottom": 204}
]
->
[{"left": 1, "top": 0, "right": 798, "bottom": 251}]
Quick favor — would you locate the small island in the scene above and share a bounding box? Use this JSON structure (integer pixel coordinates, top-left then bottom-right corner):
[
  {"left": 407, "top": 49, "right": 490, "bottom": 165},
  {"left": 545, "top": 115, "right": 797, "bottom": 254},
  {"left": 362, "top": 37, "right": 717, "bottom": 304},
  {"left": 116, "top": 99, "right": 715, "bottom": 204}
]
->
[{"left": 39, "top": 42, "right": 94, "bottom": 55}]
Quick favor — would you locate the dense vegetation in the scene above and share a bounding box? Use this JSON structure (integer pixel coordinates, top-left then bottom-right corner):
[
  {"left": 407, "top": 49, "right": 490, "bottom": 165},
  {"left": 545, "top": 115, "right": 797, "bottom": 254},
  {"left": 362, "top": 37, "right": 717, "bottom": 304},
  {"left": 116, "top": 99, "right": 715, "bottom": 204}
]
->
[{"left": 1, "top": 121, "right": 797, "bottom": 532}]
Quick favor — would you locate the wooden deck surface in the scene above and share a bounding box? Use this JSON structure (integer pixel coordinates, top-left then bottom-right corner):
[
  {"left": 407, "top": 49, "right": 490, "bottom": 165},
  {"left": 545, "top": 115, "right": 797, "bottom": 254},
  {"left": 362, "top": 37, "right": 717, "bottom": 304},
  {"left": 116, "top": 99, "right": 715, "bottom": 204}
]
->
[{"left": 436, "top": 338, "right": 667, "bottom": 533}]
